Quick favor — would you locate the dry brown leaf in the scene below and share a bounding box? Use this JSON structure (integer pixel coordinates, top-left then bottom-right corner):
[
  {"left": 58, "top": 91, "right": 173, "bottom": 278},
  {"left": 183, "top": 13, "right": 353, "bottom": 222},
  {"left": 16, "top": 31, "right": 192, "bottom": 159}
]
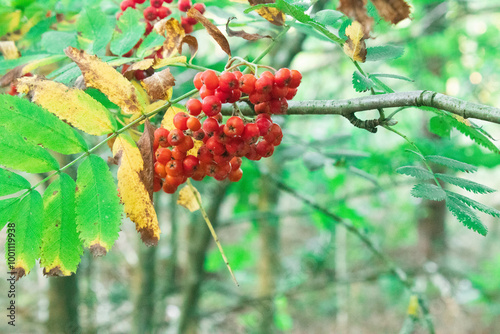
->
[
  {"left": 226, "top": 17, "right": 272, "bottom": 41},
  {"left": 248, "top": 0, "right": 285, "bottom": 26},
  {"left": 113, "top": 134, "right": 160, "bottom": 246},
  {"left": 177, "top": 184, "right": 201, "bottom": 212},
  {"left": 0, "top": 41, "right": 20, "bottom": 59},
  {"left": 178, "top": 35, "right": 199, "bottom": 60},
  {"left": 187, "top": 8, "right": 231, "bottom": 57},
  {"left": 157, "top": 18, "right": 185, "bottom": 57},
  {"left": 137, "top": 119, "right": 156, "bottom": 201},
  {"left": 64, "top": 47, "right": 144, "bottom": 114},
  {"left": 0, "top": 65, "right": 22, "bottom": 87},
  {"left": 141, "top": 68, "right": 175, "bottom": 101},
  {"left": 122, "top": 58, "right": 155, "bottom": 80},
  {"left": 343, "top": 21, "right": 367, "bottom": 62},
  {"left": 370, "top": 0, "right": 410, "bottom": 25},
  {"left": 338, "top": 0, "right": 373, "bottom": 37}
]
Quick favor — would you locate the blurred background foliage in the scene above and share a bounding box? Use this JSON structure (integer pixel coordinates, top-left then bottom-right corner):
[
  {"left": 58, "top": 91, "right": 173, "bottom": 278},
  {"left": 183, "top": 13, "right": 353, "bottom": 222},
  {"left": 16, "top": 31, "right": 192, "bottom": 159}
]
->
[{"left": 1, "top": 0, "right": 500, "bottom": 333}]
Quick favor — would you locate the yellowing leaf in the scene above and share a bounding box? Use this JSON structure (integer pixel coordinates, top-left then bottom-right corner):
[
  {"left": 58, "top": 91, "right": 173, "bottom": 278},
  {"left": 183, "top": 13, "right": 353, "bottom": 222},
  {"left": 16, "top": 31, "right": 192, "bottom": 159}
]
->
[
  {"left": 141, "top": 68, "right": 176, "bottom": 101},
  {"left": 161, "top": 106, "right": 187, "bottom": 130},
  {"left": 131, "top": 80, "right": 151, "bottom": 106},
  {"left": 64, "top": 47, "right": 144, "bottom": 115},
  {"left": 153, "top": 56, "right": 187, "bottom": 69},
  {"left": 16, "top": 76, "right": 117, "bottom": 136},
  {"left": 407, "top": 295, "right": 419, "bottom": 317},
  {"left": 453, "top": 114, "right": 472, "bottom": 126},
  {"left": 256, "top": 7, "right": 285, "bottom": 26},
  {"left": 343, "top": 21, "right": 367, "bottom": 62},
  {"left": 188, "top": 139, "right": 203, "bottom": 157},
  {"left": 157, "top": 18, "right": 185, "bottom": 57},
  {"left": 0, "top": 41, "right": 20, "bottom": 59},
  {"left": 177, "top": 184, "right": 201, "bottom": 212},
  {"left": 113, "top": 134, "right": 160, "bottom": 246}
]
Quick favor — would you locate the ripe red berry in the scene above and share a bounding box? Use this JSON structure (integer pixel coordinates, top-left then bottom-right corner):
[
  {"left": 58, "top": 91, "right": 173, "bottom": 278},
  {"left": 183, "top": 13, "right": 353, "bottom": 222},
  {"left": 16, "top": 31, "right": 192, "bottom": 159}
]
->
[
  {"left": 201, "top": 70, "right": 219, "bottom": 90},
  {"left": 166, "top": 174, "right": 186, "bottom": 187},
  {"left": 206, "top": 136, "right": 225, "bottom": 156},
  {"left": 225, "top": 138, "right": 244, "bottom": 155},
  {"left": 215, "top": 89, "right": 231, "bottom": 104},
  {"left": 241, "top": 123, "right": 260, "bottom": 144},
  {"left": 254, "top": 102, "right": 270, "bottom": 114},
  {"left": 230, "top": 157, "right": 242, "bottom": 170},
  {"left": 156, "top": 147, "right": 172, "bottom": 164},
  {"left": 154, "top": 161, "right": 167, "bottom": 178},
  {"left": 134, "top": 0, "right": 146, "bottom": 3},
  {"left": 274, "top": 68, "right": 291, "bottom": 87},
  {"left": 239, "top": 74, "right": 256, "bottom": 94},
  {"left": 150, "top": 0, "right": 163, "bottom": 8},
  {"left": 154, "top": 127, "right": 170, "bottom": 147},
  {"left": 145, "top": 21, "right": 153, "bottom": 35},
  {"left": 202, "top": 117, "right": 219, "bottom": 135},
  {"left": 121, "top": 0, "right": 136, "bottom": 11},
  {"left": 289, "top": 70, "right": 302, "bottom": 88},
  {"left": 199, "top": 85, "right": 215, "bottom": 99},
  {"left": 153, "top": 175, "right": 163, "bottom": 192},
  {"left": 184, "top": 16, "right": 197, "bottom": 25},
  {"left": 168, "top": 128, "right": 185, "bottom": 146},
  {"left": 182, "top": 21, "right": 194, "bottom": 34},
  {"left": 228, "top": 168, "right": 243, "bottom": 182},
  {"left": 157, "top": 7, "right": 172, "bottom": 19},
  {"left": 224, "top": 116, "right": 245, "bottom": 137},
  {"left": 269, "top": 98, "right": 288, "bottom": 114},
  {"left": 255, "top": 75, "right": 273, "bottom": 94},
  {"left": 191, "top": 166, "right": 206, "bottom": 181},
  {"left": 144, "top": 6, "right": 157, "bottom": 21},
  {"left": 134, "top": 70, "right": 146, "bottom": 81},
  {"left": 285, "top": 88, "right": 297, "bottom": 100},
  {"left": 183, "top": 155, "right": 200, "bottom": 176},
  {"left": 193, "top": 3, "right": 206, "bottom": 14},
  {"left": 177, "top": 135, "right": 194, "bottom": 152},
  {"left": 165, "top": 159, "right": 183, "bottom": 176},
  {"left": 202, "top": 95, "right": 222, "bottom": 117},
  {"left": 271, "top": 84, "right": 288, "bottom": 99},
  {"left": 256, "top": 140, "right": 274, "bottom": 157},
  {"left": 173, "top": 112, "right": 189, "bottom": 131},
  {"left": 171, "top": 146, "right": 187, "bottom": 160},
  {"left": 197, "top": 146, "right": 213, "bottom": 163},
  {"left": 264, "top": 123, "right": 283, "bottom": 144},
  {"left": 178, "top": 0, "right": 192, "bottom": 12},
  {"left": 193, "top": 72, "right": 203, "bottom": 90},
  {"left": 192, "top": 129, "right": 205, "bottom": 141},
  {"left": 186, "top": 98, "right": 202, "bottom": 116},
  {"left": 219, "top": 72, "right": 239, "bottom": 92},
  {"left": 187, "top": 117, "right": 201, "bottom": 131},
  {"left": 256, "top": 116, "right": 272, "bottom": 136},
  {"left": 228, "top": 89, "right": 241, "bottom": 103},
  {"left": 245, "top": 144, "right": 261, "bottom": 161},
  {"left": 163, "top": 181, "right": 178, "bottom": 194}
]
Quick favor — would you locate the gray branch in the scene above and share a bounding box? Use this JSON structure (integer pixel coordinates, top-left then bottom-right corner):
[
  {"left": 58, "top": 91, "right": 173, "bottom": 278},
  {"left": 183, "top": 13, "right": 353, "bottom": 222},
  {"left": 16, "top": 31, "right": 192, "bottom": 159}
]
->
[{"left": 224, "top": 90, "right": 500, "bottom": 126}]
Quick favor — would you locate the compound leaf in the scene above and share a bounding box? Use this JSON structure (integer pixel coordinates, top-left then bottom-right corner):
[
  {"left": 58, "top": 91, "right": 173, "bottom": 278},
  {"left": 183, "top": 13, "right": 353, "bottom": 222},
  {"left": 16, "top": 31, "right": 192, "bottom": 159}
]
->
[
  {"left": 410, "top": 183, "right": 446, "bottom": 201},
  {"left": 396, "top": 166, "right": 434, "bottom": 180},
  {"left": 425, "top": 155, "right": 477, "bottom": 173},
  {"left": 352, "top": 70, "right": 374, "bottom": 92},
  {"left": 110, "top": 8, "right": 145, "bottom": 56},
  {"left": 0, "top": 168, "right": 31, "bottom": 196},
  {"left": 435, "top": 173, "right": 495, "bottom": 194},
  {"left": 446, "top": 195, "right": 487, "bottom": 236},
  {"left": 0, "top": 197, "right": 21, "bottom": 231},
  {"left": 446, "top": 191, "right": 500, "bottom": 218}
]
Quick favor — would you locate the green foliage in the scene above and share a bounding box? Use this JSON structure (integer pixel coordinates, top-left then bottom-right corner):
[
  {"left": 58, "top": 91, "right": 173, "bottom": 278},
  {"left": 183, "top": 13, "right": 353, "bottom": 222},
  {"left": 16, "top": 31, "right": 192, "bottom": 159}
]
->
[
  {"left": 75, "top": 155, "right": 123, "bottom": 250},
  {"left": 41, "top": 31, "right": 78, "bottom": 54},
  {"left": 0, "top": 197, "right": 21, "bottom": 230},
  {"left": 445, "top": 194, "right": 487, "bottom": 236},
  {"left": 395, "top": 166, "right": 434, "bottom": 180},
  {"left": 366, "top": 45, "right": 405, "bottom": 62},
  {"left": 313, "top": 9, "right": 343, "bottom": 27},
  {"left": 446, "top": 191, "right": 500, "bottom": 218},
  {"left": 110, "top": 7, "right": 145, "bottom": 56},
  {"left": 352, "top": 70, "right": 374, "bottom": 92},
  {"left": 429, "top": 115, "right": 451, "bottom": 138},
  {"left": 136, "top": 31, "right": 165, "bottom": 58},
  {"left": 0, "top": 168, "right": 31, "bottom": 196},
  {"left": 410, "top": 183, "right": 446, "bottom": 201},
  {"left": 40, "top": 173, "right": 83, "bottom": 274},
  {"left": 435, "top": 173, "right": 495, "bottom": 194},
  {"left": 0, "top": 94, "right": 88, "bottom": 154},
  {"left": 77, "top": 6, "right": 114, "bottom": 56},
  {"left": 425, "top": 155, "right": 477, "bottom": 173}
]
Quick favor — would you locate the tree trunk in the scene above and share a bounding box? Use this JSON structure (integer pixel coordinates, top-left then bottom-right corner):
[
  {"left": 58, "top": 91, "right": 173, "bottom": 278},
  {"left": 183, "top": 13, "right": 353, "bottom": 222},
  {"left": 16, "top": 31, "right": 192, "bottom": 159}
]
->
[{"left": 47, "top": 275, "right": 80, "bottom": 334}]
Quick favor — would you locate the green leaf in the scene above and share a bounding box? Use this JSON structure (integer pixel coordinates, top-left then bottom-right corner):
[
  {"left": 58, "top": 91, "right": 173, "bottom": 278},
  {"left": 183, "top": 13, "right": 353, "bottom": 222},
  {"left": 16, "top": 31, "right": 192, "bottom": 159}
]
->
[
  {"left": 303, "top": 151, "right": 326, "bottom": 171},
  {"left": 446, "top": 191, "right": 500, "bottom": 218},
  {"left": 0, "top": 94, "right": 88, "bottom": 155},
  {"left": 446, "top": 195, "right": 487, "bottom": 236},
  {"left": 41, "top": 31, "right": 79, "bottom": 54},
  {"left": 41, "top": 173, "right": 83, "bottom": 276},
  {"left": 6, "top": 190, "right": 44, "bottom": 276},
  {"left": 0, "top": 197, "right": 21, "bottom": 231},
  {"left": 136, "top": 31, "right": 165, "bottom": 58},
  {"left": 110, "top": 8, "right": 145, "bottom": 56},
  {"left": 0, "top": 54, "right": 51, "bottom": 75},
  {"left": 370, "top": 76, "right": 394, "bottom": 93},
  {"left": 0, "top": 6, "right": 21, "bottom": 38},
  {"left": 0, "top": 125, "right": 59, "bottom": 173},
  {"left": 76, "top": 155, "right": 123, "bottom": 255},
  {"left": 77, "top": 7, "right": 114, "bottom": 55},
  {"left": 0, "top": 168, "right": 31, "bottom": 196},
  {"left": 369, "top": 73, "right": 414, "bottom": 82},
  {"left": 366, "top": 45, "right": 405, "bottom": 62},
  {"left": 425, "top": 155, "right": 477, "bottom": 173},
  {"left": 396, "top": 166, "right": 434, "bottom": 180},
  {"left": 429, "top": 116, "right": 451, "bottom": 138},
  {"left": 338, "top": 18, "right": 352, "bottom": 40},
  {"left": 313, "top": 9, "right": 343, "bottom": 26},
  {"left": 435, "top": 173, "right": 495, "bottom": 194},
  {"left": 352, "top": 70, "right": 374, "bottom": 92},
  {"left": 410, "top": 183, "right": 446, "bottom": 201}
]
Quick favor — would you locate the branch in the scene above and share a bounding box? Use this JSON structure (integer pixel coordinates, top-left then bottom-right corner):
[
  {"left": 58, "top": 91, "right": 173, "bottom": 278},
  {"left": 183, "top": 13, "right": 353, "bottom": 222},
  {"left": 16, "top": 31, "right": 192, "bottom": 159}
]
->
[{"left": 224, "top": 90, "right": 500, "bottom": 128}]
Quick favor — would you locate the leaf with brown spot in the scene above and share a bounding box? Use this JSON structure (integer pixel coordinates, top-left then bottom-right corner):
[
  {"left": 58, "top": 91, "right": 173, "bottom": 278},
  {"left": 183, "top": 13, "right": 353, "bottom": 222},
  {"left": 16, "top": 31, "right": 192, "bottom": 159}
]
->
[
  {"left": 337, "top": 0, "right": 373, "bottom": 37},
  {"left": 343, "top": 21, "right": 367, "bottom": 62},
  {"left": 158, "top": 18, "right": 185, "bottom": 57},
  {"left": 226, "top": 17, "right": 272, "bottom": 41},
  {"left": 177, "top": 184, "right": 201, "bottom": 212},
  {"left": 113, "top": 134, "right": 160, "bottom": 246},
  {"left": 248, "top": 0, "right": 285, "bottom": 26},
  {"left": 122, "top": 58, "right": 155, "bottom": 80},
  {"left": 178, "top": 35, "right": 198, "bottom": 60},
  {"left": 141, "top": 68, "right": 175, "bottom": 101},
  {"left": 64, "top": 47, "right": 145, "bottom": 114},
  {"left": 370, "top": 0, "right": 411, "bottom": 25},
  {"left": 187, "top": 8, "right": 231, "bottom": 57},
  {"left": 137, "top": 119, "right": 156, "bottom": 201}
]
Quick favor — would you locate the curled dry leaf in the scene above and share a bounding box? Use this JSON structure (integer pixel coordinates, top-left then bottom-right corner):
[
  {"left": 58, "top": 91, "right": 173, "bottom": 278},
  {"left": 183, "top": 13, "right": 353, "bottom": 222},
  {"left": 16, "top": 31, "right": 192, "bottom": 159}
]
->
[
  {"left": 343, "top": 21, "right": 367, "bottom": 62},
  {"left": 122, "top": 58, "right": 155, "bottom": 80},
  {"left": 187, "top": 8, "right": 231, "bottom": 57},
  {"left": 337, "top": 0, "right": 373, "bottom": 37},
  {"left": 113, "top": 134, "right": 161, "bottom": 246},
  {"left": 16, "top": 76, "right": 117, "bottom": 136},
  {"left": 137, "top": 119, "right": 156, "bottom": 201},
  {"left": 370, "top": 0, "right": 411, "bottom": 25},
  {"left": 248, "top": 0, "right": 285, "bottom": 26},
  {"left": 64, "top": 47, "right": 144, "bottom": 114},
  {"left": 141, "top": 68, "right": 176, "bottom": 101},
  {"left": 226, "top": 17, "right": 272, "bottom": 41},
  {"left": 177, "top": 184, "right": 201, "bottom": 212},
  {"left": 156, "top": 18, "right": 185, "bottom": 57},
  {"left": 179, "top": 35, "right": 198, "bottom": 60}
]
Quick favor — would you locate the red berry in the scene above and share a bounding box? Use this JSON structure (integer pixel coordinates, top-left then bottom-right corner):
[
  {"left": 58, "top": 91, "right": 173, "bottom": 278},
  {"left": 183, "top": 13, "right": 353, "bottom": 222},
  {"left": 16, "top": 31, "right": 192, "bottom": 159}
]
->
[
  {"left": 153, "top": 175, "right": 163, "bottom": 192},
  {"left": 285, "top": 88, "right": 297, "bottom": 100},
  {"left": 219, "top": 72, "right": 239, "bottom": 92},
  {"left": 192, "top": 129, "right": 205, "bottom": 141},
  {"left": 144, "top": 6, "right": 157, "bottom": 21},
  {"left": 187, "top": 117, "right": 201, "bottom": 131},
  {"left": 199, "top": 85, "right": 215, "bottom": 99},
  {"left": 202, "top": 95, "right": 222, "bottom": 117},
  {"left": 134, "top": 0, "right": 146, "bottom": 3},
  {"left": 228, "top": 168, "right": 243, "bottom": 182},
  {"left": 168, "top": 128, "right": 185, "bottom": 146},
  {"left": 269, "top": 98, "right": 288, "bottom": 114},
  {"left": 186, "top": 98, "right": 202, "bottom": 116},
  {"left": 145, "top": 21, "right": 153, "bottom": 35},
  {"left": 202, "top": 117, "right": 219, "bottom": 135},
  {"left": 239, "top": 74, "right": 256, "bottom": 94},
  {"left": 193, "top": 3, "right": 206, "bottom": 14},
  {"left": 177, "top": 135, "right": 194, "bottom": 152},
  {"left": 215, "top": 89, "right": 231, "bottom": 104},
  {"left": 233, "top": 71, "right": 243, "bottom": 80},
  {"left": 256, "top": 140, "right": 274, "bottom": 157},
  {"left": 154, "top": 127, "right": 170, "bottom": 147},
  {"left": 156, "top": 147, "right": 172, "bottom": 164},
  {"left": 166, "top": 174, "right": 186, "bottom": 187},
  {"left": 157, "top": 7, "right": 172, "bottom": 19},
  {"left": 274, "top": 68, "right": 291, "bottom": 87},
  {"left": 191, "top": 166, "right": 206, "bottom": 181},
  {"left": 228, "top": 89, "right": 241, "bottom": 103},
  {"left": 230, "top": 157, "right": 242, "bottom": 170},
  {"left": 182, "top": 21, "right": 194, "bottom": 34},
  {"left": 201, "top": 70, "right": 219, "bottom": 90},
  {"left": 134, "top": 70, "right": 146, "bottom": 81},
  {"left": 197, "top": 146, "right": 213, "bottom": 163},
  {"left": 165, "top": 159, "right": 183, "bottom": 176},
  {"left": 254, "top": 102, "right": 270, "bottom": 115},
  {"left": 183, "top": 155, "right": 200, "bottom": 176},
  {"left": 150, "top": 0, "right": 163, "bottom": 8},
  {"left": 184, "top": 16, "right": 197, "bottom": 25},
  {"left": 120, "top": 0, "right": 136, "bottom": 11},
  {"left": 241, "top": 123, "right": 260, "bottom": 144},
  {"left": 173, "top": 112, "right": 189, "bottom": 131},
  {"left": 206, "top": 136, "right": 225, "bottom": 156},
  {"left": 194, "top": 72, "right": 203, "bottom": 90},
  {"left": 223, "top": 116, "right": 245, "bottom": 137},
  {"left": 245, "top": 144, "right": 261, "bottom": 161},
  {"left": 225, "top": 138, "right": 244, "bottom": 155},
  {"left": 264, "top": 123, "right": 283, "bottom": 144},
  {"left": 163, "top": 181, "right": 178, "bottom": 194},
  {"left": 171, "top": 146, "right": 187, "bottom": 160},
  {"left": 289, "top": 70, "right": 302, "bottom": 88},
  {"left": 271, "top": 84, "right": 288, "bottom": 99},
  {"left": 178, "top": 0, "right": 192, "bottom": 12},
  {"left": 256, "top": 116, "right": 272, "bottom": 136},
  {"left": 255, "top": 75, "right": 273, "bottom": 93},
  {"left": 154, "top": 161, "right": 167, "bottom": 178}
]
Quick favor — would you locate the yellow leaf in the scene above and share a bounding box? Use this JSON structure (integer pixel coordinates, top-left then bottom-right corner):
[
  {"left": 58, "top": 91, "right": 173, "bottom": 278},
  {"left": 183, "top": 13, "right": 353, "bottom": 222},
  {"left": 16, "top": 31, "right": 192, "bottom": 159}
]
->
[
  {"left": 343, "top": 21, "right": 367, "bottom": 62},
  {"left": 188, "top": 139, "right": 203, "bottom": 157},
  {"left": 161, "top": 105, "right": 187, "bottom": 130},
  {"left": 256, "top": 7, "right": 285, "bottom": 26},
  {"left": 16, "top": 76, "right": 117, "bottom": 136},
  {"left": 131, "top": 80, "right": 151, "bottom": 106},
  {"left": 153, "top": 56, "right": 187, "bottom": 69},
  {"left": 177, "top": 184, "right": 201, "bottom": 212},
  {"left": 64, "top": 47, "right": 144, "bottom": 115},
  {"left": 0, "top": 41, "right": 19, "bottom": 59},
  {"left": 113, "top": 134, "right": 160, "bottom": 246},
  {"left": 407, "top": 295, "right": 419, "bottom": 317},
  {"left": 157, "top": 18, "right": 185, "bottom": 57}
]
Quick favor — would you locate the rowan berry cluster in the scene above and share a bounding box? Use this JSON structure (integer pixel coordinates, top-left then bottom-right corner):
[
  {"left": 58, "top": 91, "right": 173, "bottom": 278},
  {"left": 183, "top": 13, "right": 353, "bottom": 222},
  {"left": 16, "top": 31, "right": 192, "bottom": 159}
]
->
[{"left": 152, "top": 68, "right": 302, "bottom": 194}]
